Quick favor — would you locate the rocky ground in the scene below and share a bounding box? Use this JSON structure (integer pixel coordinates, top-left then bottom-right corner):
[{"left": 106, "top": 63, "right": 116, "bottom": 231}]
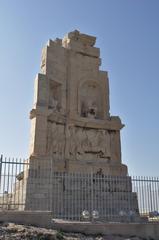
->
[{"left": 0, "top": 223, "right": 148, "bottom": 240}]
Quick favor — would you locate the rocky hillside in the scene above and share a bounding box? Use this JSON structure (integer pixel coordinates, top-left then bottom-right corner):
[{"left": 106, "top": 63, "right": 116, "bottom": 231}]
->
[{"left": 0, "top": 223, "right": 148, "bottom": 240}]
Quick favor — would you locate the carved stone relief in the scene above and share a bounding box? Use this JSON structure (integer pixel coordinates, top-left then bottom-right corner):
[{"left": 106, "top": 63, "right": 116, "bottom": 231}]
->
[
  {"left": 69, "top": 127, "right": 111, "bottom": 160},
  {"left": 46, "top": 121, "right": 65, "bottom": 159},
  {"left": 46, "top": 122, "right": 111, "bottom": 161}
]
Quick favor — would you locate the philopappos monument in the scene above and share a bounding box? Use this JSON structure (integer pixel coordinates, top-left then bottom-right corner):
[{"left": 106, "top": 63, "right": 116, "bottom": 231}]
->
[
  {"left": 29, "top": 30, "right": 127, "bottom": 176},
  {"left": 25, "top": 30, "right": 138, "bottom": 217}
]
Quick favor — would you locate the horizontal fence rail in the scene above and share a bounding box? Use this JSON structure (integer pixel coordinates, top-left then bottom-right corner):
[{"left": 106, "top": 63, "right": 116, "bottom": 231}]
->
[{"left": 0, "top": 156, "right": 159, "bottom": 223}]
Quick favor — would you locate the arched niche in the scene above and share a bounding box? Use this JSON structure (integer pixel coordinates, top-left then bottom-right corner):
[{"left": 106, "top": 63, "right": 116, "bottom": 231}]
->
[{"left": 78, "top": 81, "right": 103, "bottom": 119}]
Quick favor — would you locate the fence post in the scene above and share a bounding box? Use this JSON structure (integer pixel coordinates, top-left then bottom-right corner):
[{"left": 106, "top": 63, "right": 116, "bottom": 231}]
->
[
  {"left": 50, "top": 157, "right": 53, "bottom": 213},
  {"left": 0, "top": 154, "right": 3, "bottom": 186},
  {"left": 91, "top": 171, "right": 94, "bottom": 222}
]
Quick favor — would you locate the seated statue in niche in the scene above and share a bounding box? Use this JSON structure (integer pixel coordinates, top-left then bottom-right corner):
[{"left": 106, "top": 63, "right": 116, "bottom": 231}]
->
[
  {"left": 81, "top": 100, "right": 98, "bottom": 119},
  {"left": 87, "top": 100, "right": 97, "bottom": 119}
]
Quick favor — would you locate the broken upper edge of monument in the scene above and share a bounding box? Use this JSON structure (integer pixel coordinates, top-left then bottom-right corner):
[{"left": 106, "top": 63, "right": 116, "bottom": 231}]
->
[
  {"left": 47, "top": 30, "right": 99, "bottom": 58},
  {"left": 63, "top": 29, "right": 96, "bottom": 46}
]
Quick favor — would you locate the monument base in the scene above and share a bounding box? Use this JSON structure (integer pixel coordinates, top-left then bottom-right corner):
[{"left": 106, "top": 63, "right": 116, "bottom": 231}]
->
[
  {"left": 24, "top": 156, "right": 139, "bottom": 221},
  {"left": 28, "top": 155, "right": 128, "bottom": 176}
]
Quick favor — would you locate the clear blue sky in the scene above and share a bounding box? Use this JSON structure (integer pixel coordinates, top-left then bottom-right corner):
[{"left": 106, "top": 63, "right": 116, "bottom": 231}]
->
[{"left": 0, "top": 0, "right": 159, "bottom": 176}]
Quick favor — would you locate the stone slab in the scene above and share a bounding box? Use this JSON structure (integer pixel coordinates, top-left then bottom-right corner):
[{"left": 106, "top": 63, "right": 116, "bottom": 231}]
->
[
  {"left": 0, "top": 211, "right": 52, "bottom": 228},
  {"left": 52, "top": 219, "right": 159, "bottom": 239}
]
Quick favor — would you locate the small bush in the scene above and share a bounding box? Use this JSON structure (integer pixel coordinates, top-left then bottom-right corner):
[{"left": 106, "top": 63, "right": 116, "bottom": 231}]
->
[{"left": 56, "top": 230, "right": 64, "bottom": 240}]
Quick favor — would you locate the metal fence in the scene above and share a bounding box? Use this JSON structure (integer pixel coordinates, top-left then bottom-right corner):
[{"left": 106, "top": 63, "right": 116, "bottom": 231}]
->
[
  {"left": 0, "top": 156, "right": 159, "bottom": 222},
  {"left": 0, "top": 155, "right": 29, "bottom": 210}
]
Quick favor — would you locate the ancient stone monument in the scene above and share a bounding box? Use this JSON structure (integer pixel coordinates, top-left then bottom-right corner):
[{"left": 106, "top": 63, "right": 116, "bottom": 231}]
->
[
  {"left": 25, "top": 30, "right": 139, "bottom": 218},
  {"left": 29, "top": 30, "right": 127, "bottom": 176}
]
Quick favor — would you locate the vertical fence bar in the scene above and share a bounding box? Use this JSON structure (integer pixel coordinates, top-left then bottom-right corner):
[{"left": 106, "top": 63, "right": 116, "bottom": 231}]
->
[
  {"left": 136, "top": 176, "right": 139, "bottom": 215},
  {"left": 104, "top": 174, "right": 106, "bottom": 220},
  {"left": 155, "top": 177, "right": 158, "bottom": 212},
  {"left": 107, "top": 175, "right": 109, "bottom": 220},
  {"left": 157, "top": 177, "right": 159, "bottom": 213},
  {"left": 140, "top": 176, "right": 144, "bottom": 215},
  {"left": 134, "top": 176, "right": 136, "bottom": 215},
  {"left": 16, "top": 158, "right": 22, "bottom": 210},
  {"left": 2, "top": 157, "right": 7, "bottom": 208},
  {"left": 78, "top": 172, "right": 80, "bottom": 220},
  {"left": 154, "top": 177, "right": 157, "bottom": 212},
  {"left": 80, "top": 173, "right": 83, "bottom": 220},
  {"left": 76, "top": 173, "right": 80, "bottom": 220},
  {"left": 152, "top": 176, "right": 154, "bottom": 212},
  {"left": 6, "top": 157, "right": 10, "bottom": 209},
  {"left": 150, "top": 176, "right": 153, "bottom": 213},
  {"left": 147, "top": 176, "right": 150, "bottom": 214},
  {"left": 142, "top": 176, "right": 145, "bottom": 216},
  {"left": 146, "top": 176, "right": 148, "bottom": 216},
  {"left": 62, "top": 172, "right": 65, "bottom": 220},
  {"left": 73, "top": 172, "right": 76, "bottom": 220},
  {"left": 21, "top": 159, "right": 24, "bottom": 210},
  {"left": 10, "top": 158, "right": 14, "bottom": 209},
  {"left": 0, "top": 155, "right": 3, "bottom": 187},
  {"left": 70, "top": 172, "right": 72, "bottom": 220},
  {"left": 57, "top": 172, "right": 59, "bottom": 218},
  {"left": 100, "top": 174, "right": 103, "bottom": 220},
  {"left": 67, "top": 172, "right": 69, "bottom": 220},
  {"left": 84, "top": 173, "right": 87, "bottom": 215},
  {"left": 115, "top": 175, "right": 117, "bottom": 221},
  {"left": 52, "top": 170, "right": 54, "bottom": 216},
  {"left": 128, "top": 176, "right": 131, "bottom": 218},
  {"left": 75, "top": 172, "right": 77, "bottom": 220},
  {"left": 131, "top": 176, "right": 134, "bottom": 216},
  {"left": 15, "top": 158, "right": 18, "bottom": 209},
  {"left": 118, "top": 175, "right": 120, "bottom": 221},
  {"left": 50, "top": 158, "right": 52, "bottom": 212},
  {"left": 152, "top": 177, "right": 155, "bottom": 212}
]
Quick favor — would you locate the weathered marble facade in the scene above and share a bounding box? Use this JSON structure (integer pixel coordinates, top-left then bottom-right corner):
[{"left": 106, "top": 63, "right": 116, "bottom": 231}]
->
[
  {"left": 23, "top": 31, "right": 140, "bottom": 217},
  {"left": 29, "top": 30, "right": 127, "bottom": 175}
]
